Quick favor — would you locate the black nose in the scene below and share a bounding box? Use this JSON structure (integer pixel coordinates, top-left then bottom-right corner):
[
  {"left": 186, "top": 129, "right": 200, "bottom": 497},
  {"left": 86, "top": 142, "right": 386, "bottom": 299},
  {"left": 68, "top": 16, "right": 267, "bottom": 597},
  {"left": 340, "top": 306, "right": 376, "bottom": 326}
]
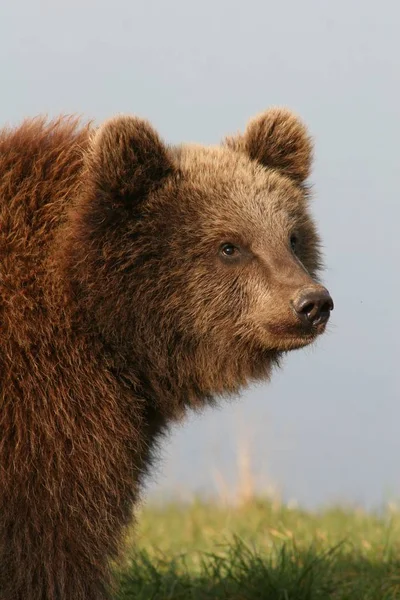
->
[{"left": 293, "top": 288, "right": 334, "bottom": 327}]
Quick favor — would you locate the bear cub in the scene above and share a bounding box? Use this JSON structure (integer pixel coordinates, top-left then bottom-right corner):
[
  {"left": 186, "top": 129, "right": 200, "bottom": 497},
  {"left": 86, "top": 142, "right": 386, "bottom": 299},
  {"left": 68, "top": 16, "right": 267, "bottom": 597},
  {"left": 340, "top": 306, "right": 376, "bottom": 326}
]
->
[{"left": 0, "top": 108, "right": 333, "bottom": 600}]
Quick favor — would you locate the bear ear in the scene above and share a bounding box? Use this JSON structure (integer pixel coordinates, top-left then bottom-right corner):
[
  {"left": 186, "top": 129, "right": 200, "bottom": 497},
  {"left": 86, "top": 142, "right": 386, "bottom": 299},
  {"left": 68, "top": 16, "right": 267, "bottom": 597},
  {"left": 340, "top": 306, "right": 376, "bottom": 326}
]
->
[
  {"left": 87, "top": 115, "right": 175, "bottom": 204},
  {"left": 225, "top": 108, "right": 313, "bottom": 184}
]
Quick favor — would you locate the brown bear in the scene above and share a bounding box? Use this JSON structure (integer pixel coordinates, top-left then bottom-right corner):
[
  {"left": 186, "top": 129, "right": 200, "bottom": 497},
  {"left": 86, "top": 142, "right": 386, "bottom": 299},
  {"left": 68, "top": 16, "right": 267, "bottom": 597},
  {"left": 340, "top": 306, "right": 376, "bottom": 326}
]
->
[{"left": 0, "top": 108, "right": 333, "bottom": 600}]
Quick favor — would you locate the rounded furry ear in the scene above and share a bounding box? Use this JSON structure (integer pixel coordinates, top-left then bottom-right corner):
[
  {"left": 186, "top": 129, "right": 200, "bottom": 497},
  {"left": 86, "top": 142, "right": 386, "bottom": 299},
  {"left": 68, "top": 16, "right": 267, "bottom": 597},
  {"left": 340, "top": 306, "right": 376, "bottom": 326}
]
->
[
  {"left": 87, "top": 115, "right": 174, "bottom": 203},
  {"left": 225, "top": 108, "right": 313, "bottom": 183}
]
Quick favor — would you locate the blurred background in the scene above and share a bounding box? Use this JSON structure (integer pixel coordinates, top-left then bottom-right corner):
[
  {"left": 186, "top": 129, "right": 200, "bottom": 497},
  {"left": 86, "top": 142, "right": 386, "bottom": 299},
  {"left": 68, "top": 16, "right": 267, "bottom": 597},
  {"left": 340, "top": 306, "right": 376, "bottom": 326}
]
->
[{"left": 2, "top": 0, "right": 399, "bottom": 510}]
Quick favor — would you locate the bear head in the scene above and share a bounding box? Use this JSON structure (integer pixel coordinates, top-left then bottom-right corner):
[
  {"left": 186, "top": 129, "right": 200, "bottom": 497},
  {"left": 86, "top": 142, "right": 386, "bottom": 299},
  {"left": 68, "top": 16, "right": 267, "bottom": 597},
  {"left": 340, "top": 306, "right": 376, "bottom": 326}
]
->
[{"left": 66, "top": 108, "right": 333, "bottom": 404}]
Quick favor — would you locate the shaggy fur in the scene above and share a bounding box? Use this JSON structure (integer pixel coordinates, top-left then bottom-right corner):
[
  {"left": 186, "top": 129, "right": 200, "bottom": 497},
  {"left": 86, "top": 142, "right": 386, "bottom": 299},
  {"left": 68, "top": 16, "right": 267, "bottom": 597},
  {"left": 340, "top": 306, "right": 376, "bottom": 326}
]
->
[{"left": 0, "top": 108, "right": 331, "bottom": 599}]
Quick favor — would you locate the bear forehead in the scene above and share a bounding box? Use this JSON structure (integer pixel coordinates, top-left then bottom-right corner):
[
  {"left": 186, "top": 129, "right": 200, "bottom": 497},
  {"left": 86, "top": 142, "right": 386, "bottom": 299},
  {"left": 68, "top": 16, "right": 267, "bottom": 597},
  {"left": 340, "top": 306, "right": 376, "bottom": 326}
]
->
[
  {"left": 175, "top": 143, "right": 267, "bottom": 185},
  {"left": 169, "top": 144, "right": 306, "bottom": 234}
]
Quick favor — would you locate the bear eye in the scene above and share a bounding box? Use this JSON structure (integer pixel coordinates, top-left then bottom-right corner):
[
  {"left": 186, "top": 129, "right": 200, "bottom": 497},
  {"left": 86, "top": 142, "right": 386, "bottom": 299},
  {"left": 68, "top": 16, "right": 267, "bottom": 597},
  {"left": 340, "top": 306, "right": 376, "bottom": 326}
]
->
[
  {"left": 290, "top": 233, "right": 299, "bottom": 254},
  {"left": 220, "top": 243, "right": 240, "bottom": 258}
]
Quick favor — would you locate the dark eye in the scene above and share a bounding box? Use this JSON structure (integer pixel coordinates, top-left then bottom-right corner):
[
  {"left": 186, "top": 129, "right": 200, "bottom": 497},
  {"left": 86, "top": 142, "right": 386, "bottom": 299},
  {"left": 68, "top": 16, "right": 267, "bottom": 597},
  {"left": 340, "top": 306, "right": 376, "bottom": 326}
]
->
[
  {"left": 290, "top": 233, "right": 299, "bottom": 254},
  {"left": 220, "top": 243, "right": 240, "bottom": 258}
]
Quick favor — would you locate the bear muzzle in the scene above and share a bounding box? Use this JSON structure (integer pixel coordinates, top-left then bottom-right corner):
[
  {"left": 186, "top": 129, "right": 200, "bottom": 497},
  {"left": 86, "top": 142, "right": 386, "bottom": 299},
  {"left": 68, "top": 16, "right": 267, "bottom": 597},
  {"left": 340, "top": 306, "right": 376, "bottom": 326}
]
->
[{"left": 262, "top": 285, "right": 333, "bottom": 350}]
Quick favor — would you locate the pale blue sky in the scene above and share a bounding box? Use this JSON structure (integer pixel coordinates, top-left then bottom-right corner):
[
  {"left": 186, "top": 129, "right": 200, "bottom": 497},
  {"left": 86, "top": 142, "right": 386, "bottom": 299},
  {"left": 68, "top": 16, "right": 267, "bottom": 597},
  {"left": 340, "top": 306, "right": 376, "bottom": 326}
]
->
[{"left": 2, "top": 0, "right": 399, "bottom": 508}]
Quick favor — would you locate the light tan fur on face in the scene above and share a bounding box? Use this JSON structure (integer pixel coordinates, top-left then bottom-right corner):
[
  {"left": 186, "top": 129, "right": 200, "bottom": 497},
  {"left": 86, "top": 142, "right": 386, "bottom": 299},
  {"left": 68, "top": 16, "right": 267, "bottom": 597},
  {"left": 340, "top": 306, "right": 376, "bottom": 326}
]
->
[{"left": 165, "top": 141, "right": 322, "bottom": 352}]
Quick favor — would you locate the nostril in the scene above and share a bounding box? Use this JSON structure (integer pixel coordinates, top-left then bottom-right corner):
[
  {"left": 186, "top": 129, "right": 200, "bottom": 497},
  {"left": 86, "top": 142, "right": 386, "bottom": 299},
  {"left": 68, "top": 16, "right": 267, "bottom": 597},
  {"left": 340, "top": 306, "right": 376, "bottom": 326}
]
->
[
  {"left": 300, "top": 302, "right": 312, "bottom": 314},
  {"left": 300, "top": 301, "right": 318, "bottom": 318}
]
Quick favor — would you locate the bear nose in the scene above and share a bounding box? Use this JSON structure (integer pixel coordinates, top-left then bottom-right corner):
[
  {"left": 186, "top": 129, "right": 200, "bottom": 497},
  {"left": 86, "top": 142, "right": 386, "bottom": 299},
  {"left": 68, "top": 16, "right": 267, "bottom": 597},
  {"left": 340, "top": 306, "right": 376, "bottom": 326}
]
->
[{"left": 292, "top": 288, "right": 334, "bottom": 327}]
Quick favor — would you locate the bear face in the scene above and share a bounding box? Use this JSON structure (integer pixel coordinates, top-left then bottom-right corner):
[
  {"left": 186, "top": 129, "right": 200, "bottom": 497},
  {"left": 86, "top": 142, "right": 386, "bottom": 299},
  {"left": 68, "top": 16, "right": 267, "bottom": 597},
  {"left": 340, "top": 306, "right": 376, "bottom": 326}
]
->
[{"left": 64, "top": 108, "right": 332, "bottom": 404}]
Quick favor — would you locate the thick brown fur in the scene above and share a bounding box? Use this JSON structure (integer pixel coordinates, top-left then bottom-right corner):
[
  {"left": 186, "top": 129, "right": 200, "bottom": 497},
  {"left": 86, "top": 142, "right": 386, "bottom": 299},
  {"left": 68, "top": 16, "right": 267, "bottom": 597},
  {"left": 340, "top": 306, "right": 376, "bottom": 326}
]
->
[{"left": 0, "top": 108, "right": 329, "bottom": 599}]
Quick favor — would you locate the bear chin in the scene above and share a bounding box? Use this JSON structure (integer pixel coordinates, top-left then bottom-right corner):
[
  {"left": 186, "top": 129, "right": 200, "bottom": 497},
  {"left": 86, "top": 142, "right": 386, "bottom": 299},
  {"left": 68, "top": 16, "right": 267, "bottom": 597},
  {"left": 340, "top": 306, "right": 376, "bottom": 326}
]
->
[{"left": 272, "top": 330, "right": 324, "bottom": 352}]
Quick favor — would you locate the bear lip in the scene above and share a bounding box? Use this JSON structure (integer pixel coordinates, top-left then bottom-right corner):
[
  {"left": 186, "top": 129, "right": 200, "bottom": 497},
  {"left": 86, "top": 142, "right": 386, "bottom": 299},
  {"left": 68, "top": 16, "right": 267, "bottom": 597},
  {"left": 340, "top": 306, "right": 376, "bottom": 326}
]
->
[
  {"left": 263, "top": 320, "right": 328, "bottom": 351},
  {"left": 272, "top": 333, "right": 318, "bottom": 352},
  {"left": 266, "top": 320, "right": 327, "bottom": 338}
]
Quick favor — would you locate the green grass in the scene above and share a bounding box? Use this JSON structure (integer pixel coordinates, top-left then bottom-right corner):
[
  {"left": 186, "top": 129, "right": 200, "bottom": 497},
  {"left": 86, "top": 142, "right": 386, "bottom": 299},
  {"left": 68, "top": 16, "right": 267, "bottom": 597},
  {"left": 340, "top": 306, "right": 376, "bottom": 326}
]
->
[{"left": 114, "top": 499, "right": 400, "bottom": 599}]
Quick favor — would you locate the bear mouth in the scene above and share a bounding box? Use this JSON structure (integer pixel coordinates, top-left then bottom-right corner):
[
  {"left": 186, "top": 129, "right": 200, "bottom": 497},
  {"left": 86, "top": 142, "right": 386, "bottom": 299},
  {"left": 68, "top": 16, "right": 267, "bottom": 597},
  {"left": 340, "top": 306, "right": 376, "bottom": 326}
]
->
[
  {"left": 265, "top": 321, "right": 327, "bottom": 351},
  {"left": 279, "top": 334, "right": 318, "bottom": 351}
]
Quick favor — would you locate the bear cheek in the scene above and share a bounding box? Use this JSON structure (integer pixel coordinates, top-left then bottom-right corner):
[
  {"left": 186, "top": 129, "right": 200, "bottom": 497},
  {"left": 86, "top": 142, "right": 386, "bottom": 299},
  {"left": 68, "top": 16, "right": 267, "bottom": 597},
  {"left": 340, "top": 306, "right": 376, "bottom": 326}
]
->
[{"left": 184, "top": 278, "right": 245, "bottom": 340}]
